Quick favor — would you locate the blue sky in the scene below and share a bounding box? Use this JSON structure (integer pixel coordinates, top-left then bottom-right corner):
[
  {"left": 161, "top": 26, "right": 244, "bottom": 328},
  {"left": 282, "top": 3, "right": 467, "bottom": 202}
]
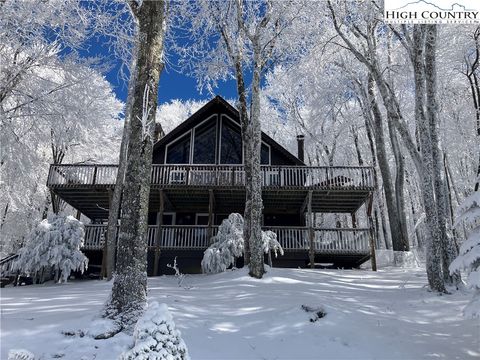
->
[{"left": 100, "top": 47, "right": 240, "bottom": 105}]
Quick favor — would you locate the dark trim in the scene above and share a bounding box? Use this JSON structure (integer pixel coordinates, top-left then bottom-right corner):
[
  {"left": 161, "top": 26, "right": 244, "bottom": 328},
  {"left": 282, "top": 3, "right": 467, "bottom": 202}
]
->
[{"left": 153, "top": 95, "right": 305, "bottom": 166}]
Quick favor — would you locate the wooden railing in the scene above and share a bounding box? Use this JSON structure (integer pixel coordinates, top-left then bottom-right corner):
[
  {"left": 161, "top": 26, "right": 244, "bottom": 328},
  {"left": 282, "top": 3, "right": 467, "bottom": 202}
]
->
[
  {"left": 82, "top": 224, "right": 369, "bottom": 254},
  {"left": 47, "top": 164, "right": 375, "bottom": 190},
  {"left": 265, "top": 227, "right": 370, "bottom": 253}
]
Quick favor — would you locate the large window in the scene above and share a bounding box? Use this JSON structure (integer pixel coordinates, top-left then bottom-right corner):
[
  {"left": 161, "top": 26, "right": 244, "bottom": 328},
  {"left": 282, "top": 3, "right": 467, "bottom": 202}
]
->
[
  {"left": 261, "top": 143, "right": 270, "bottom": 165},
  {"left": 193, "top": 121, "right": 216, "bottom": 164},
  {"left": 220, "top": 120, "right": 242, "bottom": 164},
  {"left": 166, "top": 133, "right": 190, "bottom": 164}
]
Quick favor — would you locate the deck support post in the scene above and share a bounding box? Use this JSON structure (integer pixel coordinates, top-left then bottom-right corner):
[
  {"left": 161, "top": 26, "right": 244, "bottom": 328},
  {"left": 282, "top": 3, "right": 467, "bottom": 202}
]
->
[
  {"left": 367, "top": 192, "right": 377, "bottom": 271},
  {"left": 207, "top": 189, "right": 214, "bottom": 242},
  {"left": 307, "top": 190, "right": 315, "bottom": 269},
  {"left": 101, "top": 189, "right": 113, "bottom": 278},
  {"left": 153, "top": 190, "right": 165, "bottom": 276},
  {"left": 351, "top": 212, "right": 357, "bottom": 228},
  {"left": 50, "top": 190, "right": 59, "bottom": 214}
]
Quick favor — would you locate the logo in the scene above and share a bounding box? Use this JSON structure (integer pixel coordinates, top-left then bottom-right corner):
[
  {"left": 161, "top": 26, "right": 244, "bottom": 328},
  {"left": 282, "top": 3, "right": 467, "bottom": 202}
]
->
[{"left": 384, "top": 0, "right": 480, "bottom": 24}]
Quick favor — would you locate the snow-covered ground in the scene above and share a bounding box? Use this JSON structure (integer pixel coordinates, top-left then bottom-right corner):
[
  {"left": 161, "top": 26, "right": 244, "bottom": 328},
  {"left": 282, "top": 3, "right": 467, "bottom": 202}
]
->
[{"left": 1, "top": 267, "right": 479, "bottom": 359}]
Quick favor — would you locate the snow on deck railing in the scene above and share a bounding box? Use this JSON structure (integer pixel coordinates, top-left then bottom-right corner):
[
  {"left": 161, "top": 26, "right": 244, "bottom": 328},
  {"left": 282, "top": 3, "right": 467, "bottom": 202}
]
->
[
  {"left": 47, "top": 164, "right": 375, "bottom": 190},
  {"left": 82, "top": 224, "right": 370, "bottom": 254}
]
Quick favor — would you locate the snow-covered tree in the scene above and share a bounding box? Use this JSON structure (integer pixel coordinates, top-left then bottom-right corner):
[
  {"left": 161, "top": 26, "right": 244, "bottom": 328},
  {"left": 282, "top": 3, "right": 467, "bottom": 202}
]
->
[
  {"left": 201, "top": 213, "right": 283, "bottom": 274},
  {"left": 12, "top": 214, "right": 88, "bottom": 283},
  {"left": 174, "top": 0, "right": 317, "bottom": 279},
  {"left": 120, "top": 302, "right": 190, "bottom": 360},
  {"left": 201, "top": 213, "right": 245, "bottom": 274},
  {"left": 450, "top": 190, "right": 480, "bottom": 318},
  {"left": 105, "top": 0, "right": 168, "bottom": 329}
]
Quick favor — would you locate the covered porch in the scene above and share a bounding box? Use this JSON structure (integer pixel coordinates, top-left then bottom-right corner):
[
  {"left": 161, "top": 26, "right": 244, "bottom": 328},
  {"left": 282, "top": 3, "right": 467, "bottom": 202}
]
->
[{"left": 83, "top": 224, "right": 371, "bottom": 273}]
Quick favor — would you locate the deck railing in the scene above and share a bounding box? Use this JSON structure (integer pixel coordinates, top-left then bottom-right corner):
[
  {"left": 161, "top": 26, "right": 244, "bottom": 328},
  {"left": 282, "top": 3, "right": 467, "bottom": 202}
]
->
[
  {"left": 48, "top": 164, "right": 375, "bottom": 190},
  {"left": 82, "top": 224, "right": 369, "bottom": 254}
]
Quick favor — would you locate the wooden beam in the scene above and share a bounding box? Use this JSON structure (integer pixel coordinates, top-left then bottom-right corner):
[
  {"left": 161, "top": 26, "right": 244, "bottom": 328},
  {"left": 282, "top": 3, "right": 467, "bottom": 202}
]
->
[
  {"left": 160, "top": 189, "right": 174, "bottom": 210},
  {"left": 366, "top": 192, "right": 377, "bottom": 271},
  {"left": 351, "top": 212, "right": 357, "bottom": 228},
  {"left": 307, "top": 190, "right": 315, "bottom": 269},
  {"left": 100, "top": 189, "right": 113, "bottom": 279},
  {"left": 153, "top": 190, "right": 165, "bottom": 276},
  {"left": 207, "top": 189, "right": 214, "bottom": 241},
  {"left": 299, "top": 191, "right": 310, "bottom": 214}
]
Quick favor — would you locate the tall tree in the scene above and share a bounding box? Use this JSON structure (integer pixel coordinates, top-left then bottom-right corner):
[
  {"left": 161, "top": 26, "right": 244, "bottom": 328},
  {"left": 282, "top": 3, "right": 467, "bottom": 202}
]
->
[
  {"left": 175, "top": 0, "right": 315, "bottom": 278},
  {"left": 463, "top": 27, "right": 480, "bottom": 192},
  {"left": 325, "top": 1, "right": 459, "bottom": 291},
  {"left": 104, "top": 0, "right": 167, "bottom": 328}
]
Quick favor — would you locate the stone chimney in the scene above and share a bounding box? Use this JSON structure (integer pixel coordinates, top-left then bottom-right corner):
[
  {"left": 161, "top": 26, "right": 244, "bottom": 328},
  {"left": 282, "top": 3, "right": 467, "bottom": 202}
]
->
[{"left": 296, "top": 134, "right": 305, "bottom": 162}]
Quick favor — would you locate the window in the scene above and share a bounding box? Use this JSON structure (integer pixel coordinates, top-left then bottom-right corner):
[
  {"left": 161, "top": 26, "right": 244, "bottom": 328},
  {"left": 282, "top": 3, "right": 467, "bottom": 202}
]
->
[
  {"left": 166, "top": 134, "right": 190, "bottom": 164},
  {"left": 261, "top": 143, "right": 270, "bottom": 165},
  {"left": 193, "top": 121, "right": 216, "bottom": 164},
  {"left": 196, "top": 213, "right": 209, "bottom": 225},
  {"left": 220, "top": 120, "right": 242, "bottom": 164}
]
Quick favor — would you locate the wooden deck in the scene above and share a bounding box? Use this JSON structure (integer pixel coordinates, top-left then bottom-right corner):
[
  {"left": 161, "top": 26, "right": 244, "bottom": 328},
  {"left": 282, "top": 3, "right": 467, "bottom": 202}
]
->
[
  {"left": 47, "top": 164, "right": 375, "bottom": 219},
  {"left": 83, "top": 224, "right": 370, "bottom": 256}
]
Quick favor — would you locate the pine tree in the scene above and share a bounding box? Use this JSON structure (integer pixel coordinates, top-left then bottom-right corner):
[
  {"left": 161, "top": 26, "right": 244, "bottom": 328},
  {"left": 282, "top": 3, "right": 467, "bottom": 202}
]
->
[
  {"left": 119, "top": 302, "right": 190, "bottom": 360},
  {"left": 449, "top": 190, "right": 480, "bottom": 318},
  {"left": 13, "top": 215, "right": 88, "bottom": 283}
]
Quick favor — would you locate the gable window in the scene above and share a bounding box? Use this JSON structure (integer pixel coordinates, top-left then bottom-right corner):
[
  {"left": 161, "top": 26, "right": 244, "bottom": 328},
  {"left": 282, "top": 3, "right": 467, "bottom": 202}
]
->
[
  {"left": 220, "top": 120, "right": 242, "bottom": 164},
  {"left": 261, "top": 143, "right": 270, "bottom": 165},
  {"left": 166, "top": 133, "right": 190, "bottom": 164},
  {"left": 193, "top": 121, "right": 216, "bottom": 164}
]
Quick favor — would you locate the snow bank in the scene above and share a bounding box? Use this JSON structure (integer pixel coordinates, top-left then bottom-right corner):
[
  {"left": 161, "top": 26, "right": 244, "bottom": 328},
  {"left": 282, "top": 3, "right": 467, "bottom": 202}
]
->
[{"left": 8, "top": 349, "right": 35, "bottom": 360}]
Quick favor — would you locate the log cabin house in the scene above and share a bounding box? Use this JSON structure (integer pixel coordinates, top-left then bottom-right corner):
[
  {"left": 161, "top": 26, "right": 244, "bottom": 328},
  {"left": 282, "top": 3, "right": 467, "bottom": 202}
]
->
[{"left": 46, "top": 96, "right": 376, "bottom": 275}]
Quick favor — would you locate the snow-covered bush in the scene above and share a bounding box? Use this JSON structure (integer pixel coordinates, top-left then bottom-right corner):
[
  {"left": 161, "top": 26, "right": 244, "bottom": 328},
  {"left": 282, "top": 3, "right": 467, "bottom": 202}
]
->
[
  {"left": 8, "top": 349, "right": 35, "bottom": 360},
  {"left": 201, "top": 213, "right": 283, "bottom": 274},
  {"left": 13, "top": 214, "right": 88, "bottom": 283},
  {"left": 201, "top": 213, "right": 244, "bottom": 274},
  {"left": 120, "top": 302, "right": 190, "bottom": 360},
  {"left": 262, "top": 230, "right": 284, "bottom": 258},
  {"left": 449, "top": 191, "right": 480, "bottom": 318}
]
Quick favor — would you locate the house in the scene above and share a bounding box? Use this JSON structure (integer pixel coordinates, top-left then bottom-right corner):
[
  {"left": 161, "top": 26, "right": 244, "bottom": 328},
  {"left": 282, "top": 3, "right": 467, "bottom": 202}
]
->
[{"left": 46, "top": 96, "right": 376, "bottom": 275}]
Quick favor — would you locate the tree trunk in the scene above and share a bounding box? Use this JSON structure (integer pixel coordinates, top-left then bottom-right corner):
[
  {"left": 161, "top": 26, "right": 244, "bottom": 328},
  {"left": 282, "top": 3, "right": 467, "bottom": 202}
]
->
[
  {"left": 411, "top": 25, "right": 446, "bottom": 292},
  {"left": 105, "top": 52, "right": 137, "bottom": 280},
  {"left": 424, "top": 25, "right": 460, "bottom": 286},
  {"left": 105, "top": 1, "right": 166, "bottom": 328},
  {"left": 246, "top": 40, "right": 265, "bottom": 279},
  {"left": 367, "top": 75, "right": 404, "bottom": 251},
  {"left": 386, "top": 116, "right": 410, "bottom": 252}
]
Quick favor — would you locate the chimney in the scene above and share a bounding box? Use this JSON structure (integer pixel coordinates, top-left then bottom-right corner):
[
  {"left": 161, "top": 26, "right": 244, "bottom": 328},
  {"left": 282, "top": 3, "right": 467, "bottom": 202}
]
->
[
  {"left": 154, "top": 122, "right": 164, "bottom": 142},
  {"left": 296, "top": 134, "right": 305, "bottom": 162}
]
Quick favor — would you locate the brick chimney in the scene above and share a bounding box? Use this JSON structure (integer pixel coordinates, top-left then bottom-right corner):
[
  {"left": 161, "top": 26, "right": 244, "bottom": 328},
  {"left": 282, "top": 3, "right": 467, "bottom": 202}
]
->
[{"left": 296, "top": 134, "right": 305, "bottom": 162}]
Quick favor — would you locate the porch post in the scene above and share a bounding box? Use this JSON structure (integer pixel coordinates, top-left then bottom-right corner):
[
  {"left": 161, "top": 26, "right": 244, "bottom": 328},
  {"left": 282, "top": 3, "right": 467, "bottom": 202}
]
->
[
  {"left": 207, "top": 189, "right": 214, "bottom": 242},
  {"left": 101, "top": 189, "right": 113, "bottom": 278},
  {"left": 50, "top": 190, "right": 59, "bottom": 214},
  {"left": 307, "top": 190, "right": 314, "bottom": 269},
  {"left": 153, "top": 189, "right": 165, "bottom": 276},
  {"left": 367, "top": 192, "right": 377, "bottom": 271},
  {"left": 351, "top": 212, "right": 357, "bottom": 228}
]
